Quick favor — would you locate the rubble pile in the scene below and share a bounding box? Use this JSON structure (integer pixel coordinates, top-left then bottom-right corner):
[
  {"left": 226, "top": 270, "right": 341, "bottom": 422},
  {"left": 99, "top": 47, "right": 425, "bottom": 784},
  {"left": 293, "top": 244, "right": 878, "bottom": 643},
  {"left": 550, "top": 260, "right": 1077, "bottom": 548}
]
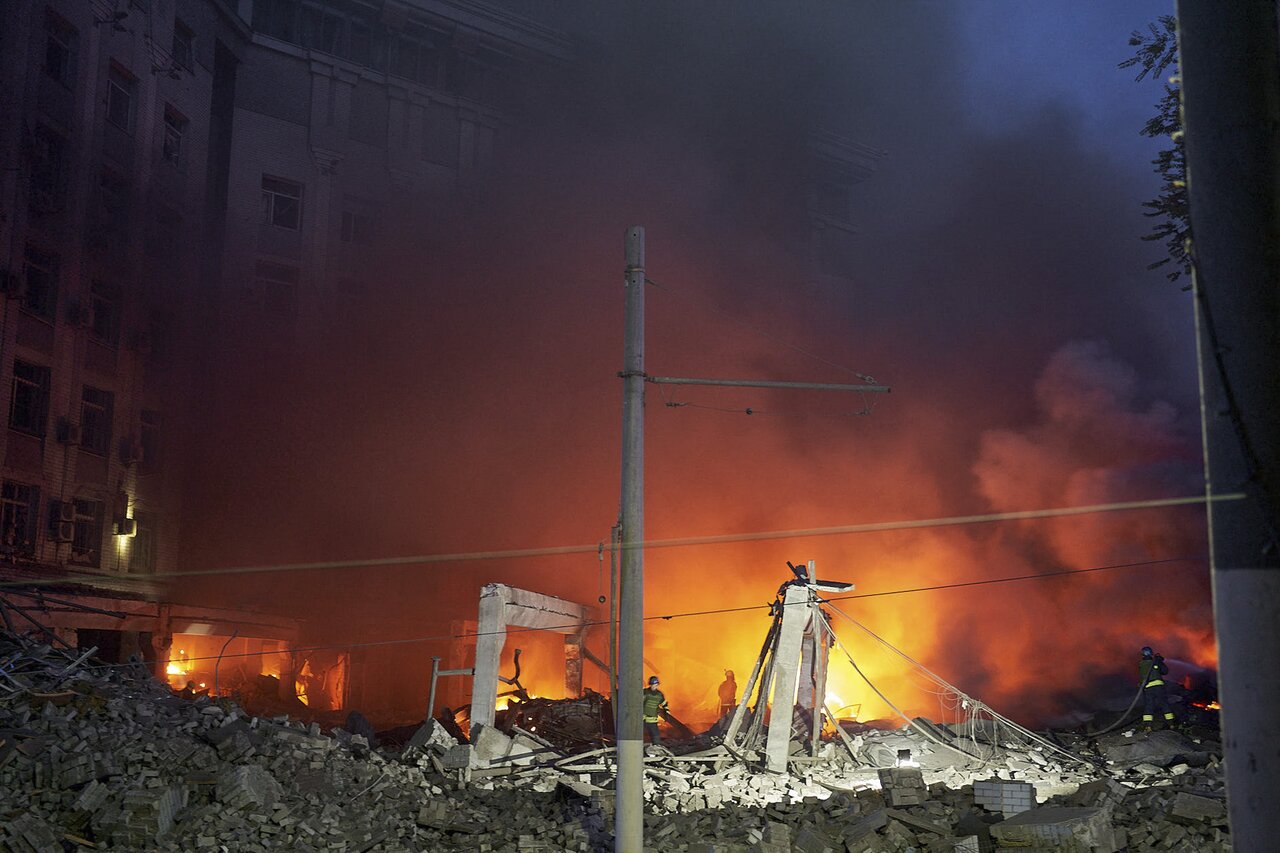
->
[{"left": 0, "top": 635, "right": 1232, "bottom": 852}]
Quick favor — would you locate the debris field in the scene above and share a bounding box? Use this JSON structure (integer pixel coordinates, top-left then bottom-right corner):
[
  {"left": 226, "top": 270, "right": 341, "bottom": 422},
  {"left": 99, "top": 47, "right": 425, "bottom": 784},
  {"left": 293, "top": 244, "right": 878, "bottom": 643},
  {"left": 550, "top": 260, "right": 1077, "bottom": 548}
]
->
[{"left": 0, "top": 633, "right": 1229, "bottom": 852}]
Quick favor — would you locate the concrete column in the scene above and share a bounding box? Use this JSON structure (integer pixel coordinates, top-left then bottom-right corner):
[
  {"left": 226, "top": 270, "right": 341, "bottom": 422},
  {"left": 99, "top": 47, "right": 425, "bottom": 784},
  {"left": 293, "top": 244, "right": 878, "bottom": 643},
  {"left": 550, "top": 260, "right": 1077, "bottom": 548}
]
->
[
  {"left": 765, "top": 585, "right": 810, "bottom": 772},
  {"left": 468, "top": 585, "right": 508, "bottom": 733},
  {"left": 564, "top": 633, "right": 583, "bottom": 698},
  {"left": 148, "top": 632, "right": 172, "bottom": 683}
]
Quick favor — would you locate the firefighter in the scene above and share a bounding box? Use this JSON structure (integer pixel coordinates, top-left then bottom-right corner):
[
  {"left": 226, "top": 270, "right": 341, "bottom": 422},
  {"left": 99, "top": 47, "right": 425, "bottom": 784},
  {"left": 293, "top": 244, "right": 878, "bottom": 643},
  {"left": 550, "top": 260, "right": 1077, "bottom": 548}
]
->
[
  {"left": 717, "top": 670, "right": 737, "bottom": 718},
  {"left": 643, "top": 675, "right": 668, "bottom": 744},
  {"left": 1139, "top": 646, "right": 1175, "bottom": 730}
]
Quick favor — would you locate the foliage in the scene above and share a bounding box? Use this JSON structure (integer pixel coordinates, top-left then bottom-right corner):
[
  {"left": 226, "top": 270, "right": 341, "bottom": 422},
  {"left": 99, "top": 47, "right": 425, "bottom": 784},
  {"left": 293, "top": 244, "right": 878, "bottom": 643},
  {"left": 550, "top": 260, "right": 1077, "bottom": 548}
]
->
[{"left": 1119, "top": 15, "right": 1190, "bottom": 282}]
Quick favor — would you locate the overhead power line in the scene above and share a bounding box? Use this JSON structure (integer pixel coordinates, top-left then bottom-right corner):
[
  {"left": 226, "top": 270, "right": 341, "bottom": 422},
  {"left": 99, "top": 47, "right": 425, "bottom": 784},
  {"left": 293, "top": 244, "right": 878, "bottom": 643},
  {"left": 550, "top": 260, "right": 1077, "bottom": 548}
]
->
[
  {"left": 52, "top": 554, "right": 1206, "bottom": 670},
  {"left": 0, "top": 492, "right": 1240, "bottom": 592}
]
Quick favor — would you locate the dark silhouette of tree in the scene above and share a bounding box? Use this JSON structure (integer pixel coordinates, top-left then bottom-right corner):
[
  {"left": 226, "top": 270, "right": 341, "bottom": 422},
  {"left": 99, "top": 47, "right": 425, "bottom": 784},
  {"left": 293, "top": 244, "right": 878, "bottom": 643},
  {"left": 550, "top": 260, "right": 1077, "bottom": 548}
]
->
[{"left": 1120, "top": 15, "right": 1189, "bottom": 282}]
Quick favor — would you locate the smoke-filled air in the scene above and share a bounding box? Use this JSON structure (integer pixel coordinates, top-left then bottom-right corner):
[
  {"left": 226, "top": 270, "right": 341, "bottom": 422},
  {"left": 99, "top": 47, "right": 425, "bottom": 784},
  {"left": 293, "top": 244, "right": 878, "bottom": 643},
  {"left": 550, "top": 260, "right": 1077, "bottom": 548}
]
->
[{"left": 174, "top": 0, "right": 1204, "bottom": 729}]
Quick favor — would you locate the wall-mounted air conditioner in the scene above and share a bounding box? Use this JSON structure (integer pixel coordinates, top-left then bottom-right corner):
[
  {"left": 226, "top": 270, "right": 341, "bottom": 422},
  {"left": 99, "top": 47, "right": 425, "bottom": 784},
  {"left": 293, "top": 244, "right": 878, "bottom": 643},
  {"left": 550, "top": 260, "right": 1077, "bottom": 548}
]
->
[{"left": 56, "top": 417, "right": 81, "bottom": 445}]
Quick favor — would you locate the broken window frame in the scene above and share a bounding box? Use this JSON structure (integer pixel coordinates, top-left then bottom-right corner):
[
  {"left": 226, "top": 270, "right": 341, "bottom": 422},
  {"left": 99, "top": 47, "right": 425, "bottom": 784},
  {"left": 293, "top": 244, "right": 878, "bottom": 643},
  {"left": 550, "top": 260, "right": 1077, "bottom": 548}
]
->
[
  {"left": 9, "top": 360, "right": 51, "bottom": 437},
  {"left": 171, "top": 18, "right": 194, "bottom": 71},
  {"left": 69, "top": 498, "right": 104, "bottom": 568},
  {"left": 90, "top": 279, "right": 122, "bottom": 346},
  {"left": 162, "top": 104, "right": 187, "bottom": 164},
  {"left": 44, "top": 10, "right": 78, "bottom": 88},
  {"left": 21, "top": 243, "right": 59, "bottom": 322},
  {"left": 261, "top": 175, "right": 302, "bottom": 230},
  {"left": 0, "top": 481, "right": 40, "bottom": 556},
  {"left": 106, "top": 62, "right": 137, "bottom": 133},
  {"left": 79, "top": 385, "right": 114, "bottom": 457}
]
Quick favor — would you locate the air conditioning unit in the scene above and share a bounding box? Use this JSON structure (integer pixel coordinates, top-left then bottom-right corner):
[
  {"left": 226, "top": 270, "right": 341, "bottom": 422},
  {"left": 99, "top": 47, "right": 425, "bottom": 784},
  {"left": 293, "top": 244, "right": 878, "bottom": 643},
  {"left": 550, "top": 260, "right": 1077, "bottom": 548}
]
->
[
  {"left": 56, "top": 500, "right": 76, "bottom": 523},
  {"left": 113, "top": 517, "right": 137, "bottom": 537},
  {"left": 55, "top": 520, "right": 75, "bottom": 542},
  {"left": 56, "top": 417, "right": 81, "bottom": 445}
]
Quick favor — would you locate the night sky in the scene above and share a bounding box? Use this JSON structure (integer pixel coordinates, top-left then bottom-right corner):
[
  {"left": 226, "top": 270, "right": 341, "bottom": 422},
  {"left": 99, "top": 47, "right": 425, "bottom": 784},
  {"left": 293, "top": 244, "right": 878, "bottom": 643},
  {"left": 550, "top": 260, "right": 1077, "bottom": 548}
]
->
[{"left": 182, "top": 1, "right": 1204, "bottom": 726}]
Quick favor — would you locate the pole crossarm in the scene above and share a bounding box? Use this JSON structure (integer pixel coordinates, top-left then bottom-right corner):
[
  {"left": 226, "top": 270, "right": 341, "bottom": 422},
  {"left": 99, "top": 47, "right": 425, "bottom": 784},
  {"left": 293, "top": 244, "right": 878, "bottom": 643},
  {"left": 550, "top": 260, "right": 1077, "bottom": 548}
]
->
[{"left": 647, "top": 376, "right": 890, "bottom": 394}]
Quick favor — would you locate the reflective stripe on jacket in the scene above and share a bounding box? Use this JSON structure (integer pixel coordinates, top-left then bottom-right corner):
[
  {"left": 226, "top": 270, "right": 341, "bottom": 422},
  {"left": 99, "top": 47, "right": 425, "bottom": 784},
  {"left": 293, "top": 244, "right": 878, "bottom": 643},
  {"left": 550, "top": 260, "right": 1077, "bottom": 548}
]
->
[
  {"left": 643, "top": 688, "right": 666, "bottom": 722},
  {"left": 1139, "top": 658, "right": 1168, "bottom": 688}
]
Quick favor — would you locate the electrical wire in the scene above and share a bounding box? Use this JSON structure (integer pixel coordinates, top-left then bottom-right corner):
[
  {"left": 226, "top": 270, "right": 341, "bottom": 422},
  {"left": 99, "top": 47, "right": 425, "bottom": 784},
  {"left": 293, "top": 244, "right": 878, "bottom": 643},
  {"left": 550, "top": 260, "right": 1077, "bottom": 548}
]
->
[
  {"left": 0, "top": 493, "right": 1240, "bottom": 591},
  {"left": 822, "top": 604, "right": 1093, "bottom": 768},
  {"left": 21, "top": 553, "right": 1208, "bottom": 673}
]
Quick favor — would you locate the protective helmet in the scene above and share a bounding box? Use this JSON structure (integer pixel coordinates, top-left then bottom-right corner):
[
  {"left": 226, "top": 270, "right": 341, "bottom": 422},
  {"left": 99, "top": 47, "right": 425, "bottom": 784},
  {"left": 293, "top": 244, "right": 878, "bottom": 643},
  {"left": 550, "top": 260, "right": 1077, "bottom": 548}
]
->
[
  {"left": 1141, "top": 646, "right": 1153, "bottom": 657},
  {"left": 648, "top": 676, "right": 660, "bottom": 686}
]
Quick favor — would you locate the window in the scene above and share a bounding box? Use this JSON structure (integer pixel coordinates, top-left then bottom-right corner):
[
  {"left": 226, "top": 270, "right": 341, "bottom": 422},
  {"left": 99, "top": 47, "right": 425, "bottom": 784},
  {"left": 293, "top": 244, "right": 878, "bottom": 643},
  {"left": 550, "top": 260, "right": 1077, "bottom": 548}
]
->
[
  {"left": 423, "top": 103, "right": 460, "bottom": 168},
  {"left": 300, "top": 2, "right": 343, "bottom": 54},
  {"left": 252, "top": 0, "right": 300, "bottom": 42},
  {"left": 171, "top": 19, "right": 193, "bottom": 70},
  {"left": 70, "top": 498, "right": 103, "bottom": 567},
  {"left": 90, "top": 280, "right": 121, "bottom": 345},
  {"left": 130, "top": 511, "right": 155, "bottom": 573},
  {"left": 44, "top": 10, "right": 77, "bottom": 87},
  {"left": 348, "top": 21, "right": 372, "bottom": 65},
  {"left": 22, "top": 244, "right": 59, "bottom": 321},
  {"left": 106, "top": 63, "right": 137, "bottom": 132},
  {"left": 29, "top": 125, "right": 68, "bottom": 214},
  {"left": 261, "top": 176, "right": 302, "bottom": 229},
  {"left": 0, "top": 481, "right": 39, "bottom": 555},
  {"left": 140, "top": 409, "right": 161, "bottom": 472},
  {"left": 254, "top": 260, "right": 299, "bottom": 318},
  {"left": 162, "top": 105, "right": 187, "bottom": 164},
  {"left": 80, "top": 386, "right": 114, "bottom": 456},
  {"left": 98, "top": 166, "right": 130, "bottom": 236},
  {"left": 10, "top": 361, "right": 50, "bottom": 436},
  {"left": 340, "top": 210, "right": 371, "bottom": 245}
]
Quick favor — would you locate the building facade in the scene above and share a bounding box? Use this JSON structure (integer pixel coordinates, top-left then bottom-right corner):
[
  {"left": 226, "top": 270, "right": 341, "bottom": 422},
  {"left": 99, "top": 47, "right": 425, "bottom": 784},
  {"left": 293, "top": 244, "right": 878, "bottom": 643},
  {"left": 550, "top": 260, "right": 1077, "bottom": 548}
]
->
[{"left": 219, "top": 0, "right": 571, "bottom": 344}]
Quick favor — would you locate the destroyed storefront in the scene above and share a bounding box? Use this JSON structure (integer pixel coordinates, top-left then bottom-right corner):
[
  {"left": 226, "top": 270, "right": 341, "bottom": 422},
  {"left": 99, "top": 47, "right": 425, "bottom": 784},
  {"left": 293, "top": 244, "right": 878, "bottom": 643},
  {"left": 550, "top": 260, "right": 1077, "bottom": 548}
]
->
[{"left": 0, "top": 569, "right": 350, "bottom": 717}]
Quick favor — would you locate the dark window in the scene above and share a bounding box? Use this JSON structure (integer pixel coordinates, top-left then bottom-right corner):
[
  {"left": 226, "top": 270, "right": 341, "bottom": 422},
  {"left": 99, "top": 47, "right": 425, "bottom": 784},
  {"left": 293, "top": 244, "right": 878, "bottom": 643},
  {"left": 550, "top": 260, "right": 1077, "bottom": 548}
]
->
[
  {"left": 130, "top": 511, "right": 155, "bottom": 573},
  {"left": 29, "top": 125, "right": 68, "bottom": 214},
  {"left": 148, "top": 206, "right": 181, "bottom": 260},
  {"left": 70, "top": 498, "right": 103, "bottom": 567},
  {"left": 391, "top": 34, "right": 417, "bottom": 80},
  {"left": 90, "top": 280, "right": 121, "bottom": 345},
  {"left": 171, "top": 19, "right": 193, "bottom": 70},
  {"left": 44, "top": 10, "right": 78, "bottom": 87},
  {"left": 423, "top": 102, "right": 460, "bottom": 168},
  {"left": 106, "top": 63, "right": 137, "bottom": 132},
  {"left": 340, "top": 211, "right": 371, "bottom": 244},
  {"left": 0, "top": 481, "right": 40, "bottom": 555},
  {"left": 162, "top": 105, "right": 187, "bottom": 164},
  {"left": 349, "top": 21, "right": 372, "bottom": 65},
  {"left": 140, "top": 409, "right": 161, "bottom": 472},
  {"left": 300, "top": 2, "right": 343, "bottom": 53},
  {"left": 98, "top": 165, "right": 131, "bottom": 238},
  {"left": 80, "top": 386, "right": 114, "bottom": 456},
  {"left": 252, "top": 0, "right": 300, "bottom": 42},
  {"left": 254, "top": 260, "right": 299, "bottom": 318},
  {"left": 22, "top": 244, "right": 59, "bottom": 321},
  {"left": 9, "top": 360, "right": 51, "bottom": 436},
  {"left": 261, "top": 175, "right": 302, "bottom": 229}
]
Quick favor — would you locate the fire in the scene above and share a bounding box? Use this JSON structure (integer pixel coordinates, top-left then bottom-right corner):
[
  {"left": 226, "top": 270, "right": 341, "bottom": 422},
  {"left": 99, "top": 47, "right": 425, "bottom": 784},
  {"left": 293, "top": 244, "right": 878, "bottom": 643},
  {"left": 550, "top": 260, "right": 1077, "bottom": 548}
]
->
[{"left": 1191, "top": 699, "right": 1220, "bottom": 711}]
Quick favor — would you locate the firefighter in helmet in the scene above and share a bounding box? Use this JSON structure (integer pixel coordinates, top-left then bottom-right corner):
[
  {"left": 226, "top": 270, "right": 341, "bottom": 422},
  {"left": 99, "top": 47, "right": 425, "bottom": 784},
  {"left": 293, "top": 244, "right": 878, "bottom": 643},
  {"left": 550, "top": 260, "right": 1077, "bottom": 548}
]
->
[
  {"left": 643, "top": 676, "right": 668, "bottom": 744},
  {"left": 1139, "top": 646, "right": 1176, "bottom": 730}
]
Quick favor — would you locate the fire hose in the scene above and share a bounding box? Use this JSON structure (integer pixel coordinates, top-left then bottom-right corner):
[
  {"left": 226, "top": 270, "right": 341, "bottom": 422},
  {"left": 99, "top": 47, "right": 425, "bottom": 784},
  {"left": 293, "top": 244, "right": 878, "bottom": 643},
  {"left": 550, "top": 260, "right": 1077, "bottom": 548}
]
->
[{"left": 1086, "top": 681, "right": 1145, "bottom": 738}]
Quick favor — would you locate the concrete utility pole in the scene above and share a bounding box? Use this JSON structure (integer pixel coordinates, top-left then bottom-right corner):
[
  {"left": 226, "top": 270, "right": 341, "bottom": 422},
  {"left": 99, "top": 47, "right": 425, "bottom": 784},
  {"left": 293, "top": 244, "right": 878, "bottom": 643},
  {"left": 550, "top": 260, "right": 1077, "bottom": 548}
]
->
[
  {"left": 615, "top": 226, "right": 646, "bottom": 853},
  {"left": 614, "top": 228, "right": 888, "bottom": 851},
  {"left": 1176, "top": 3, "right": 1280, "bottom": 850}
]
